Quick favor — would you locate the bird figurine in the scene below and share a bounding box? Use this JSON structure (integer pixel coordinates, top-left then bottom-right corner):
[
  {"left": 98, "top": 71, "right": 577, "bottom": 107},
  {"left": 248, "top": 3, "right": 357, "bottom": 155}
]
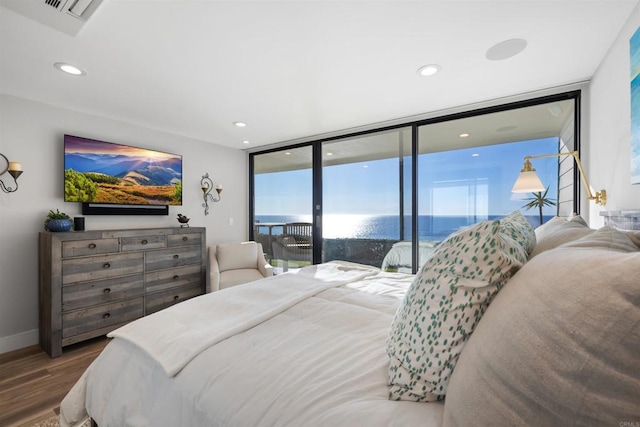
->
[{"left": 177, "top": 214, "right": 191, "bottom": 227}]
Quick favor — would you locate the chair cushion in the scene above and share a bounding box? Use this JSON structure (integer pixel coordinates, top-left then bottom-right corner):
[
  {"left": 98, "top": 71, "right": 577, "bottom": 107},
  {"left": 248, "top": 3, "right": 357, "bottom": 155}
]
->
[
  {"left": 220, "top": 269, "right": 266, "bottom": 289},
  {"left": 217, "top": 242, "right": 259, "bottom": 271},
  {"left": 443, "top": 227, "right": 640, "bottom": 426}
]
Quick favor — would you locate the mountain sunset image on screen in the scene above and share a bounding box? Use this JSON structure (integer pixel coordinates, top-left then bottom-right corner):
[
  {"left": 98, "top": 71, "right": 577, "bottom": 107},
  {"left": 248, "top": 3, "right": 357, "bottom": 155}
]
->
[{"left": 64, "top": 134, "right": 183, "bottom": 206}]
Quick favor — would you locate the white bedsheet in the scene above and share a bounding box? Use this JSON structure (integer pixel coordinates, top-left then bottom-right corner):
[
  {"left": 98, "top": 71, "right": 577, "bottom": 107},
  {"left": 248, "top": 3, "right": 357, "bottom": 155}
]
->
[{"left": 60, "top": 262, "right": 444, "bottom": 427}]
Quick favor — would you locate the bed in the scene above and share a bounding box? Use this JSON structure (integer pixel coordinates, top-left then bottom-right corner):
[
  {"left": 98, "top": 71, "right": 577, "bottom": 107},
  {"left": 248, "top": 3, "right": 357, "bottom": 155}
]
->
[
  {"left": 380, "top": 240, "right": 438, "bottom": 273},
  {"left": 60, "top": 212, "right": 640, "bottom": 426}
]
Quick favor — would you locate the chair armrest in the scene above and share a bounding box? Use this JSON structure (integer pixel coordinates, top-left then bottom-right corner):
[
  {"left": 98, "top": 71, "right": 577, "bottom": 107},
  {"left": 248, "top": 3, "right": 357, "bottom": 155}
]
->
[
  {"left": 256, "top": 243, "right": 274, "bottom": 277},
  {"left": 208, "top": 246, "right": 220, "bottom": 292}
]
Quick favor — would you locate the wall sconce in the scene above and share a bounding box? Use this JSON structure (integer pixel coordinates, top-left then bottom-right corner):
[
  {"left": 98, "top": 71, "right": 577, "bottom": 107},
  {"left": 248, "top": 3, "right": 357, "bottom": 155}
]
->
[
  {"left": 0, "top": 153, "right": 23, "bottom": 193},
  {"left": 201, "top": 173, "right": 222, "bottom": 215},
  {"left": 512, "top": 150, "right": 606, "bottom": 206}
]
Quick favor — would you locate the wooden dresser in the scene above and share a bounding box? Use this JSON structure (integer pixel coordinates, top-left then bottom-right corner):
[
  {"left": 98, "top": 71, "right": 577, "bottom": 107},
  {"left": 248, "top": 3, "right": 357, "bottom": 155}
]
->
[{"left": 38, "top": 227, "right": 207, "bottom": 358}]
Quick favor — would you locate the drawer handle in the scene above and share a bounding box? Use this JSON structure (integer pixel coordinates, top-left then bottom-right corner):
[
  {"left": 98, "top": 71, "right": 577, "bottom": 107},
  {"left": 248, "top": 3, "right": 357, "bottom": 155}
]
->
[
  {"left": 103, "top": 312, "right": 111, "bottom": 319},
  {"left": 103, "top": 263, "right": 111, "bottom": 269},
  {"left": 88, "top": 243, "right": 97, "bottom": 249},
  {"left": 173, "top": 275, "right": 179, "bottom": 280},
  {"left": 173, "top": 295, "right": 179, "bottom": 300},
  {"left": 182, "top": 236, "right": 188, "bottom": 241},
  {"left": 103, "top": 288, "right": 111, "bottom": 294},
  {"left": 173, "top": 254, "right": 179, "bottom": 259},
  {"left": 141, "top": 239, "right": 148, "bottom": 245}
]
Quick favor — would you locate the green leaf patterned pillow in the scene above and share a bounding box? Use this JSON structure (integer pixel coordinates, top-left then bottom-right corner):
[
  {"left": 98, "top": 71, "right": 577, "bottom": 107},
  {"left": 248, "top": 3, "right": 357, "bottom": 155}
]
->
[
  {"left": 386, "top": 219, "right": 528, "bottom": 402},
  {"left": 500, "top": 210, "right": 536, "bottom": 256}
]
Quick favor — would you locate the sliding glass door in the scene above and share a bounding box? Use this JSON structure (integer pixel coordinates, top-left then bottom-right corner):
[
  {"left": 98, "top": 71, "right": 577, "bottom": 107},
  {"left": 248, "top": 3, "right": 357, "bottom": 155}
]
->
[
  {"left": 252, "top": 146, "right": 313, "bottom": 272},
  {"left": 250, "top": 92, "right": 579, "bottom": 273},
  {"left": 321, "top": 127, "right": 413, "bottom": 269}
]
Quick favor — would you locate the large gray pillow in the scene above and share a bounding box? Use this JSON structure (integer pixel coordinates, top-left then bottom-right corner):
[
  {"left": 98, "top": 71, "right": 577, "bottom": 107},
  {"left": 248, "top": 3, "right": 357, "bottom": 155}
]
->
[
  {"left": 530, "top": 215, "right": 594, "bottom": 257},
  {"left": 443, "top": 227, "right": 640, "bottom": 426}
]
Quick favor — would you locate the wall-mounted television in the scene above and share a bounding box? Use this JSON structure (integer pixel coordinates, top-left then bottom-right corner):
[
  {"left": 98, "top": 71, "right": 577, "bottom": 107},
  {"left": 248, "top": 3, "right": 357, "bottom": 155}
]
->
[{"left": 64, "top": 134, "right": 182, "bottom": 213}]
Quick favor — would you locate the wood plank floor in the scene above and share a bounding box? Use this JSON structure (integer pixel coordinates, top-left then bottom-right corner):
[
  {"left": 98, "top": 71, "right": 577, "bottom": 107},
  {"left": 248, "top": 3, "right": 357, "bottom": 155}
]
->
[{"left": 0, "top": 337, "right": 108, "bottom": 427}]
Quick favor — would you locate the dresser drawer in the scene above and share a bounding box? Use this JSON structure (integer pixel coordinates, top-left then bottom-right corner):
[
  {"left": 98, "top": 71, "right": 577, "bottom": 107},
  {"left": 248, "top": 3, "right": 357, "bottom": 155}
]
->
[
  {"left": 62, "top": 252, "right": 144, "bottom": 285},
  {"left": 145, "top": 282, "right": 203, "bottom": 315},
  {"left": 167, "top": 232, "right": 203, "bottom": 247},
  {"left": 62, "top": 274, "right": 144, "bottom": 312},
  {"left": 121, "top": 234, "right": 166, "bottom": 251},
  {"left": 62, "top": 238, "right": 120, "bottom": 258},
  {"left": 145, "top": 264, "right": 202, "bottom": 294},
  {"left": 62, "top": 297, "right": 144, "bottom": 339},
  {"left": 145, "top": 246, "right": 202, "bottom": 271}
]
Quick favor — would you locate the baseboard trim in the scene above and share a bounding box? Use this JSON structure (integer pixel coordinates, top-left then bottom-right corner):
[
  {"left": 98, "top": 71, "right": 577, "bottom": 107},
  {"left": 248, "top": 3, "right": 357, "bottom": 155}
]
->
[{"left": 0, "top": 329, "right": 39, "bottom": 355}]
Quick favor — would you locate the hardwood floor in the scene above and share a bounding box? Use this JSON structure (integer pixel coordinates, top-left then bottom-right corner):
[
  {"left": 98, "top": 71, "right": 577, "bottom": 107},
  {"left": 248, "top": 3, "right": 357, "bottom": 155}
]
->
[{"left": 0, "top": 337, "right": 108, "bottom": 427}]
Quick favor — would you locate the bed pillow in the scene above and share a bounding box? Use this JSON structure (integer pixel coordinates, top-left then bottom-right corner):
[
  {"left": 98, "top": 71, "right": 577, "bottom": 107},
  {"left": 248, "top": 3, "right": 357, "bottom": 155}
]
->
[
  {"left": 499, "top": 210, "right": 536, "bottom": 256},
  {"left": 386, "top": 219, "right": 528, "bottom": 402},
  {"left": 443, "top": 227, "right": 640, "bottom": 426},
  {"left": 530, "top": 215, "right": 594, "bottom": 257}
]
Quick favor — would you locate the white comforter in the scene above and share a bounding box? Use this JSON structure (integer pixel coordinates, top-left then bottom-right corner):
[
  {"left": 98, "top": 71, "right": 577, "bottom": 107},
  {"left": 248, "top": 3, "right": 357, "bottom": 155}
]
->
[{"left": 60, "top": 262, "right": 443, "bottom": 427}]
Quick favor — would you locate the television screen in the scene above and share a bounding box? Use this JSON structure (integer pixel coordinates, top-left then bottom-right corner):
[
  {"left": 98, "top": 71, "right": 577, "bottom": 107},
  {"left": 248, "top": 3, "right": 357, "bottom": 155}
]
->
[{"left": 64, "top": 134, "right": 182, "bottom": 206}]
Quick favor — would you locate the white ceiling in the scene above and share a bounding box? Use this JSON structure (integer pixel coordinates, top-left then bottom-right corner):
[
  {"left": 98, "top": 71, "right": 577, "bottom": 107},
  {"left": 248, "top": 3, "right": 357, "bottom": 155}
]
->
[{"left": 0, "top": 0, "right": 637, "bottom": 151}]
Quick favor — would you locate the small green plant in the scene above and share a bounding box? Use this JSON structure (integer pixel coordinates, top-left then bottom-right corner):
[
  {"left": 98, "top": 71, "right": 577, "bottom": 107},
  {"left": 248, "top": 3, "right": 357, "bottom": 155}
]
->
[
  {"left": 522, "top": 187, "right": 556, "bottom": 225},
  {"left": 47, "top": 209, "right": 71, "bottom": 219},
  {"left": 45, "top": 209, "right": 71, "bottom": 231}
]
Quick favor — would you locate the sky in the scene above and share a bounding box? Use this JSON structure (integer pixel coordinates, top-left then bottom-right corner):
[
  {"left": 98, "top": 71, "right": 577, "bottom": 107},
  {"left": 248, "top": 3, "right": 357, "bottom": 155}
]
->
[{"left": 255, "top": 137, "right": 560, "bottom": 218}]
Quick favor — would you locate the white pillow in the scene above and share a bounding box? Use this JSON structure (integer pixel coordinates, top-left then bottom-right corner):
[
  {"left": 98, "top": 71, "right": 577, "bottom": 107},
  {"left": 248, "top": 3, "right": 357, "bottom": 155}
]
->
[{"left": 386, "top": 219, "right": 528, "bottom": 402}]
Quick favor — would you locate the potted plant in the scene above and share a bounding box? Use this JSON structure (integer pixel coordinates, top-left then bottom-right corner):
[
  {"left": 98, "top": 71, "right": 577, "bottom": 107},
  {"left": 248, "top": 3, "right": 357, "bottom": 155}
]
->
[
  {"left": 522, "top": 187, "right": 556, "bottom": 226},
  {"left": 45, "top": 209, "right": 73, "bottom": 232}
]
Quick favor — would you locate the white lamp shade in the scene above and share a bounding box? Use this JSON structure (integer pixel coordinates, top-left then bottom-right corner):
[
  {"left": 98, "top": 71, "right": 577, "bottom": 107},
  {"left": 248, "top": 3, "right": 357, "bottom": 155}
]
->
[{"left": 512, "top": 170, "right": 545, "bottom": 193}]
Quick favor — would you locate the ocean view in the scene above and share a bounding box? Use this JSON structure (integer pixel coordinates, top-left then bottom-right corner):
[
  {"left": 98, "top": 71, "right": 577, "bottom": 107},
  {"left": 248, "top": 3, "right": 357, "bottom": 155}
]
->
[{"left": 255, "top": 214, "right": 553, "bottom": 241}]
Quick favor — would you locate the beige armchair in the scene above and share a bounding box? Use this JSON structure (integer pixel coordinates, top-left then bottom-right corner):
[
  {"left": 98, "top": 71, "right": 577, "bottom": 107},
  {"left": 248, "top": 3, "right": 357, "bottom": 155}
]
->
[{"left": 209, "top": 241, "right": 273, "bottom": 292}]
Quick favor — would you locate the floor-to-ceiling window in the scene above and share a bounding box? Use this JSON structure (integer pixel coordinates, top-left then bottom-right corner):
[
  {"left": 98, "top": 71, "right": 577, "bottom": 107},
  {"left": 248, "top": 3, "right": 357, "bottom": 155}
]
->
[
  {"left": 250, "top": 92, "right": 579, "bottom": 273},
  {"left": 252, "top": 146, "right": 313, "bottom": 272},
  {"left": 321, "top": 127, "right": 412, "bottom": 268}
]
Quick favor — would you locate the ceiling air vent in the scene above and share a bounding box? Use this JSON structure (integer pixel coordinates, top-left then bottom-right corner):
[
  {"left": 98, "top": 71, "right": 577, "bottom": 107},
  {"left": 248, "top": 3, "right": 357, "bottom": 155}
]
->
[
  {"left": 1, "top": 0, "right": 104, "bottom": 36},
  {"left": 45, "top": 0, "right": 63, "bottom": 9}
]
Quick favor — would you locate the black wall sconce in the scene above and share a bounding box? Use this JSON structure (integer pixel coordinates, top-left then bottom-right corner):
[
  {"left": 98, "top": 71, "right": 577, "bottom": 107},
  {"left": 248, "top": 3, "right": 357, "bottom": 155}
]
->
[
  {"left": 0, "top": 153, "right": 23, "bottom": 193},
  {"left": 201, "top": 173, "right": 222, "bottom": 215}
]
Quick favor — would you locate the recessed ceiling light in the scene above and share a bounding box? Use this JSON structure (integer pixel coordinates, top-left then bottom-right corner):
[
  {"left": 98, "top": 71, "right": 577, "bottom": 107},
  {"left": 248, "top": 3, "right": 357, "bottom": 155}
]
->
[
  {"left": 472, "top": 153, "right": 480, "bottom": 157},
  {"left": 485, "top": 38, "right": 527, "bottom": 61},
  {"left": 459, "top": 133, "right": 470, "bottom": 138},
  {"left": 417, "top": 64, "right": 442, "bottom": 76},
  {"left": 547, "top": 104, "right": 562, "bottom": 117},
  {"left": 285, "top": 152, "right": 291, "bottom": 155},
  {"left": 327, "top": 152, "right": 334, "bottom": 156},
  {"left": 363, "top": 165, "right": 369, "bottom": 168},
  {"left": 54, "top": 62, "right": 86, "bottom": 76},
  {"left": 242, "top": 140, "right": 250, "bottom": 144},
  {"left": 233, "top": 121, "right": 247, "bottom": 127}
]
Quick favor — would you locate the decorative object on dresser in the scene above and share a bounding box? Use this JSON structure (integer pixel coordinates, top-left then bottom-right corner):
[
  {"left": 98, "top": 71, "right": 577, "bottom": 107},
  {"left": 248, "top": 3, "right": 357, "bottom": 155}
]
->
[
  {"left": 39, "top": 227, "right": 206, "bottom": 358},
  {"left": 177, "top": 213, "right": 190, "bottom": 227},
  {"left": 0, "top": 152, "right": 23, "bottom": 193},
  {"left": 44, "top": 209, "right": 73, "bottom": 232},
  {"left": 201, "top": 173, "right": 222, "bottom": 215}
]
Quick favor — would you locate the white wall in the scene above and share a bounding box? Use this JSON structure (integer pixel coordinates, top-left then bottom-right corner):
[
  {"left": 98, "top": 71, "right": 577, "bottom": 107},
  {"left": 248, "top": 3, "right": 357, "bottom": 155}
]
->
[
  {"left": 0, "top": 94, "right": 248, "bottom": 353},
  {"left": 586, "top": 2, "right": 640, "bottom": 227}
]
